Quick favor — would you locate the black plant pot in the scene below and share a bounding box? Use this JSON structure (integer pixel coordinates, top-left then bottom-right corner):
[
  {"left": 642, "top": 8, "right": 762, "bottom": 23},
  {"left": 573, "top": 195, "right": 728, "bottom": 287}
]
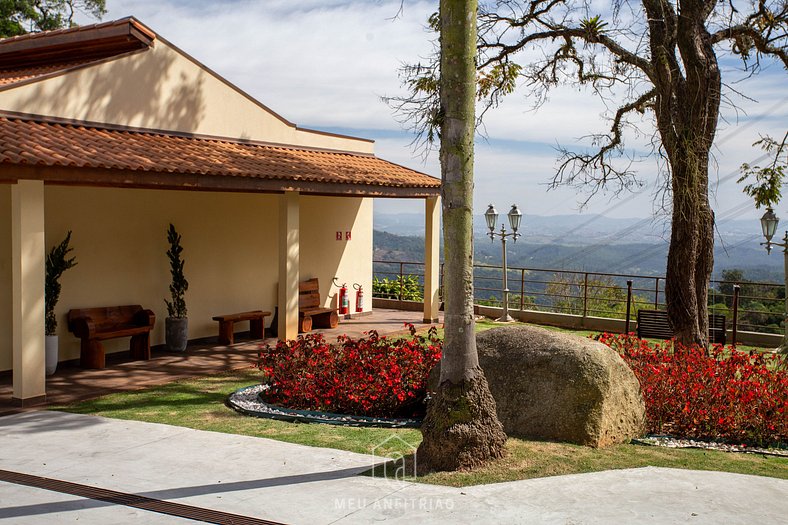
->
[{"left": 165, "top": 317, "right": 189, "bottom": 352}]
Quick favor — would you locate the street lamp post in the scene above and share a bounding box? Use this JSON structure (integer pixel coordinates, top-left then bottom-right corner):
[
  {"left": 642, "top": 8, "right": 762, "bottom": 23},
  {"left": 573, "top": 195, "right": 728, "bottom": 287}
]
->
[
  {"left": 759, "top": 207, "right": 788, "bottom": 354},
  {"left": 485, "top": 204, "right": 522, "bottom": 322}
]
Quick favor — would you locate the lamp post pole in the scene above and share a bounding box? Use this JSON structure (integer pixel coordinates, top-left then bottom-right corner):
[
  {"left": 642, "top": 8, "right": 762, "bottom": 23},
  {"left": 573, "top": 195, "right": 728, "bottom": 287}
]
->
[
  {"left": 485, "top": 204, "right": 522, "bottom": 323},
  {"left": 780, "top": 232, "right": 788, "bottom": 354},
  {"left": 759, "top": 208, "right": 788, "bottom": 355}
]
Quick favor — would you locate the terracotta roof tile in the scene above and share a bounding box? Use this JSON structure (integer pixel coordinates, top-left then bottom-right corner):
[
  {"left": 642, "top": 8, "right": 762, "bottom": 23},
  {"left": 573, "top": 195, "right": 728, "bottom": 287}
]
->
[
  {"left": 0, "top": 115, "right": 440, "bottom": 191},
  {"left": 0, "top": 18, "right": 154, "bottom": 70},
  {"left": 0, "top": 17, "right": 155, "bottom": 47},
  {"left": 0, "top": 58, "right": 105, "bottom": 86}
]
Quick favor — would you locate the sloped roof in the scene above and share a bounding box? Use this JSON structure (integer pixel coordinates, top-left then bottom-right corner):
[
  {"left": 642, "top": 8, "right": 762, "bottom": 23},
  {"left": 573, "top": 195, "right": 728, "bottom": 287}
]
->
[
  {"left": 0, "top": 17, "right": 154, "bottom": 70},
  {"left": 0, "top": 114, "right": 440, "bottom": 197},
  {"left": 0, "top": 58, "right": 108, "bottom": 86}
]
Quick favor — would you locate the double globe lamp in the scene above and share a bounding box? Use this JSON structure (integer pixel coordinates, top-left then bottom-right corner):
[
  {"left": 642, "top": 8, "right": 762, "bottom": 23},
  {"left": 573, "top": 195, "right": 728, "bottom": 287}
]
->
[{"left": 484, "top": 204, "right": 523, "bottom": 322}]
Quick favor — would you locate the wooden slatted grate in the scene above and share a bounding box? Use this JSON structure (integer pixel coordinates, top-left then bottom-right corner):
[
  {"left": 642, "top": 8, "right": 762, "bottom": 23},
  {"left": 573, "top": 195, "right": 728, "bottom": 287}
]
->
[{"left": 0, "top": 468, "right": 288, "bottom": 525}]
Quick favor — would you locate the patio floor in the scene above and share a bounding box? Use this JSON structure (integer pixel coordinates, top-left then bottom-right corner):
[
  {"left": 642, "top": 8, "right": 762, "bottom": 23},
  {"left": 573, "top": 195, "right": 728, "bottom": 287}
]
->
[{"left": 0, "top": 309, "right": 441, "bottom": 416}]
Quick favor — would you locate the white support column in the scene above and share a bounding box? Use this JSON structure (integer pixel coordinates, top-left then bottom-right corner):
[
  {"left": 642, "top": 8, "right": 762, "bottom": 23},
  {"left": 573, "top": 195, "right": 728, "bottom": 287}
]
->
[
  {"left": 424, "top": 195, "right": 441, "bottom": 323},
  {"left": 278, "top": 191, "right": 300, "bottom": 340},
  {"left": 12, "top": 180, "right": 46, "bottom": 406}
]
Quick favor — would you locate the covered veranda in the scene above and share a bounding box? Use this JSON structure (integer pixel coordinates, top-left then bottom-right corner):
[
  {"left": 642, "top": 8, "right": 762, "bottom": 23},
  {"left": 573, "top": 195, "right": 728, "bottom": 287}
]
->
[
  {"left": 0, "top": 308, "right": 443, "bottom": 416},
  {"left": 0, "top": 113, "right": 442, "bottom": 407}
]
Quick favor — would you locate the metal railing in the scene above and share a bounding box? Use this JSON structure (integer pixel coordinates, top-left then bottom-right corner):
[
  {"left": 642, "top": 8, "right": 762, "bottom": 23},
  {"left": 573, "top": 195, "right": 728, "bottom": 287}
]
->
[{"left": 373, "top": 259, "right": 786, "bottom": 340}]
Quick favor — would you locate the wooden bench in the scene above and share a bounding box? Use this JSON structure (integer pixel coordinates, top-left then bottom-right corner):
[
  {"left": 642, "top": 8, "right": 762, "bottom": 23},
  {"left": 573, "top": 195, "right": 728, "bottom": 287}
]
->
[
  {"left": 212, "top": 310, "right": 271, "bottom": 345},
  {"left": 636, "top": 309, "right": 726, "bottom": 345},
  {"left": 67, "top": 305, "right": 156, "bottom": 369},
  {"left": 299, "top": 278, "right": 339, "bottom": 333}
]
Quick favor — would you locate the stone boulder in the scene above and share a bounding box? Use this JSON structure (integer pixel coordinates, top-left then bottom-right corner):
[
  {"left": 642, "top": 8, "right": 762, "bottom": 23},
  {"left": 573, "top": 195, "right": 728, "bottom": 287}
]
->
[{"left": 433, "top": 325, "right": 646, "bottom": 447}]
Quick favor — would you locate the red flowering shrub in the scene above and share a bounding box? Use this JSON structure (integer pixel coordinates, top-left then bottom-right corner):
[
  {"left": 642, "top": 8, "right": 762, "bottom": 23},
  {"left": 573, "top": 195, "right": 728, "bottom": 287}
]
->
[
  {"left": 596, "top": 333, "right": 788, "bottom": 446},
  {"left": 257, "top": 325, "right": 441, "bottom": 417}
]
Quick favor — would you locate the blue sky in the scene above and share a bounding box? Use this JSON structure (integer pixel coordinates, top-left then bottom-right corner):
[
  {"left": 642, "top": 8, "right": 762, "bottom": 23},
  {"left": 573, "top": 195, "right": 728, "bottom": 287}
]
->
[{"left": 87, "top": 0, "right": 787, "bottom": 222}]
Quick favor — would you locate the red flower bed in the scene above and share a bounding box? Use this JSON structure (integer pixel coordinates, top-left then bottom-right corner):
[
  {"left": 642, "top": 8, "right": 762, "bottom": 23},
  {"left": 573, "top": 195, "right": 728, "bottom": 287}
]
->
[
  {"left": 596, "top": 333, "right": 788, "bottom": 446},
  {"left": 257, "top": 325, "right": 441, "bottom": 418}
]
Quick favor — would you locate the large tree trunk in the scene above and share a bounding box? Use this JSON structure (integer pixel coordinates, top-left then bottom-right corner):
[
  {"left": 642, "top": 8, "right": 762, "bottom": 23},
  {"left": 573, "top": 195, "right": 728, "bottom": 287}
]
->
[
  {"left": 647, "top": 0, "right": 720, "bottom": 347},
  {"left": 665, "top": 155, "right": 714, "bottom": 347},
  {"left": 417, "top": 0, "right": 507, "bottom": 473}
]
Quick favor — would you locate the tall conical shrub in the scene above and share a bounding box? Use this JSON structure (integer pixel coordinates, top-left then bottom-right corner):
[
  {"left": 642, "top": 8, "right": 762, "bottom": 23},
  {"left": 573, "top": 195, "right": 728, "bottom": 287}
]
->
[
  {"left": 45, "top": 231, "right": 77, "bottom": 335},
  {"left": 165, "top": 224, "right": 188, "bottom": 318}
]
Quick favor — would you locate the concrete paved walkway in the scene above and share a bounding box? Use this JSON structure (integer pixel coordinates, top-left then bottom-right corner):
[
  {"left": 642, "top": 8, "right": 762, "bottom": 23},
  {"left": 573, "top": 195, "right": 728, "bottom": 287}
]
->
[{"left": 0, "top": 412, "right": 786, "bottom": 524}]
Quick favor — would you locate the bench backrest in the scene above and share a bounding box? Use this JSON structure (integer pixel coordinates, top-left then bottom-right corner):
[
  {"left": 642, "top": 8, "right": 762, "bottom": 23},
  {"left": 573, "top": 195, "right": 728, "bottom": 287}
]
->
[
  {"left": 68, "top": 305, "right": 144, "bottom": 332},
  {"left": 635, "top": 310, "right": 673, "bottom": 340},
  {"left": 708, "top": 314, "right": 727, "bottom": 345},
  {"left": 298, "top": 278, "right": 323, "bottom": 310},
  {"left": 636, "top": 309, "right": 727, "bottom": 344}
]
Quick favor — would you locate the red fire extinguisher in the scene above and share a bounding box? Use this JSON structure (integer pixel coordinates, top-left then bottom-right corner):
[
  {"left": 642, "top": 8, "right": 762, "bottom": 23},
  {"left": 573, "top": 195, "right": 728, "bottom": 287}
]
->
[
  {"left": 353, "top": 283, "right": 364, "bottom": 313},
  {"left": 338, "top": 283, "right": 349, "bottom": 315}
]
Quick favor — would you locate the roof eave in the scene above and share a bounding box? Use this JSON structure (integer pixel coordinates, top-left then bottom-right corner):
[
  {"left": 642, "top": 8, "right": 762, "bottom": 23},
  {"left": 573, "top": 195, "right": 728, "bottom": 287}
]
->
[
  {"left": 0, "top": 17, "right": 155, "bottom": 69},
  {"left": 0, "top": 164, "right": 441, "bottom": 199}
]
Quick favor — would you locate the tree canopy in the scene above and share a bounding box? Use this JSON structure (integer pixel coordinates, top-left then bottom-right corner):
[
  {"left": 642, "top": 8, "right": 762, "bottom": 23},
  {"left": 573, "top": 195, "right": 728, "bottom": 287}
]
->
[
  {"left": 394, "top": 0, "right": 788, "bottom": 345},
  {"left": 0, "top": 0, "right": 106, "bottom": 38}
]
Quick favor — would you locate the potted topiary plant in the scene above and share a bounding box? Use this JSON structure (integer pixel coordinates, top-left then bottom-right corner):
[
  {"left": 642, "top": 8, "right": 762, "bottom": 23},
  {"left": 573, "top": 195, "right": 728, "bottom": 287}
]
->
[
  {"left": 165, "top": 223, "right": 189, "bottom": 352},
  {"left": 45, "top": 231, "right": 77, "bottom": 375}
]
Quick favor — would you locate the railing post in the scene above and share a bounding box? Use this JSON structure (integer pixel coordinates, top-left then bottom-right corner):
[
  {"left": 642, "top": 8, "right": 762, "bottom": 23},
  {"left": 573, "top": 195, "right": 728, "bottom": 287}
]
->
[
  {"left": 654, "top": 277, "right": 660, "bottom": 309},
  {"left": 582, "top": 272, "right": 589, "bottom": 319},
  {"left": 520, "top": 269, "right": 525, "bottom": 311},
  {"left": 398, "top": 262, "right": 404, "bottom": 301},
  {"left": 732, "top": 284, "right": 740, "bottom": 347},
  {"left": 625, "top": 280, "right": 633, "bottom": 335}
]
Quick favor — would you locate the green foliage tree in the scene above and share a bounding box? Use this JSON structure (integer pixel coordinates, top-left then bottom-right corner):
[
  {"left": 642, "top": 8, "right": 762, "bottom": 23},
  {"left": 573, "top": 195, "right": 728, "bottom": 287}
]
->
[
  {"left": 417, "top": 0, "right": 507, "bottom": 474},
  {"left": 738, "top": 132, "right": 788, "bottom": 210},
  {"left": 393, "top": 1, "right": 788, "bottom": 347},
  {"left": 165, "top": 223, "right": 188, "bottom": 319},
  {"left": 714, "top": 268, "right": 785, "bottom": 335},
  {"left": 0, "top": 0, "right": 106, "bottom": 37},
  {"left": 372, "top": 275, "right": 424, "bottom": 301},
  {"left": 545, "top": 274, "right": 646, "bottom": 319},
  {"left": 45, "top": 231, "right": 77, "bottom": 335}
]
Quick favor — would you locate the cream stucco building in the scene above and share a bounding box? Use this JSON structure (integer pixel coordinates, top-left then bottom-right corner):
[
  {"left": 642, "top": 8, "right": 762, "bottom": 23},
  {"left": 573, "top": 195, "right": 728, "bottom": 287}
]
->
[{"left": 0, "top": 18, "right": 441, "bottom": 406}]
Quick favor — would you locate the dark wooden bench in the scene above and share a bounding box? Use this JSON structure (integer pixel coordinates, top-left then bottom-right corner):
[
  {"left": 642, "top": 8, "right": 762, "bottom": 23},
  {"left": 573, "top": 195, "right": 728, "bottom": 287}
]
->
[
  {"left": 636, "top": 309, "right": 726, "bottom": 345},
  {"left": 67, "top": 305, "right": 155, "bottom": 369},
  {"left": 212, "top": 310, "right": 271, "bottom": 345},
  {"left": 299, "top": 278, "right": 339, "bottom": 333}
]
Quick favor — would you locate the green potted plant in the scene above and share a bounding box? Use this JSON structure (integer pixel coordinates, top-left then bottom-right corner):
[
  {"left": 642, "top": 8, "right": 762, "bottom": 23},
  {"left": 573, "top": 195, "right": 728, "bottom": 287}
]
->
[
  {"left": 165, "top": 223, "right": 189, "bottom": 352},
  {"left": 45, "top": 231, "right": 77, "bottom": 375}
]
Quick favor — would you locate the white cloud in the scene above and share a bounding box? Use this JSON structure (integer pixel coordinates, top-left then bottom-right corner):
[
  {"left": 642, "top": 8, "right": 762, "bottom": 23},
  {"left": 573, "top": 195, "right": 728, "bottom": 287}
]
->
[{"left": 92, "top": 1, "right": 785, "bottom": 222}]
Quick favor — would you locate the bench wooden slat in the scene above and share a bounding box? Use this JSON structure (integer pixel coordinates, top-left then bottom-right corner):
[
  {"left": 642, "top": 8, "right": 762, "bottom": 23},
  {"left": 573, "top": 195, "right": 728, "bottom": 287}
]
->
[
  {"left": 636, "top": 310, "right": 726, "bottom": 344},
  {"left": 213, "top": 310, "right": 271, "bottom": 345},
  {"left": 67, "top": 305, "right": 155, "bottom": 369},
  {"left": 298, "top": 295, "right": 321, "bottom": 309},
  {"left": 299, "top": 278, "right": 320, "bottom": 292},
  {"left": 91, "top": 325, "right": 155, "bottom": 341},
  {"left": 212, "top": 310, "right": 266, "bottom": 323},
  {"left": 297, "top": 278, "right": 338, "bottom": 333}
]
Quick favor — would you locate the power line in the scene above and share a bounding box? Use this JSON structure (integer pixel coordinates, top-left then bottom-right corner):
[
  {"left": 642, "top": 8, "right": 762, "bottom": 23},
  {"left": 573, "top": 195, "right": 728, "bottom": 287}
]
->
[
  {"left": 539, "top": 150, "right": 773, "bottom": 270},
  {"left": 608, "top": 199, "right": 761, "bottom": 272}
]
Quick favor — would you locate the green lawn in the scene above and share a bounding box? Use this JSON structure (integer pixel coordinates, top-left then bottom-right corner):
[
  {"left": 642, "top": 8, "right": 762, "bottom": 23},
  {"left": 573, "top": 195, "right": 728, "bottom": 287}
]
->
[{"left": 54, "top": 367, "right": 788, "bottom": 487}]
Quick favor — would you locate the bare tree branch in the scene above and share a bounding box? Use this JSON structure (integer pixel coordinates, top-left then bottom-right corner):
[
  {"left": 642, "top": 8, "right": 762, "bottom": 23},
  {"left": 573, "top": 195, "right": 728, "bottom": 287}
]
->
[{"left": 551, "top": 88, "right": 656, "bottom": 198}]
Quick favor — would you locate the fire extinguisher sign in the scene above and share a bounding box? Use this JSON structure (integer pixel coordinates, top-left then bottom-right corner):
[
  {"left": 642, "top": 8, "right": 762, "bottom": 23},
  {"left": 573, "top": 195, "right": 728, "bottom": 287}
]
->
[{"left": 335, "top": 231, "right": 342, "bottom": 241}]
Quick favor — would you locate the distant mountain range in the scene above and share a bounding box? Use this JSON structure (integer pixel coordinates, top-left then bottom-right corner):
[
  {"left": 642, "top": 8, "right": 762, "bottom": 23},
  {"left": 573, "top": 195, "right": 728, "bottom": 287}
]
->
[{"left": 373, "top": 212, "right": 782, "bottom": 282}]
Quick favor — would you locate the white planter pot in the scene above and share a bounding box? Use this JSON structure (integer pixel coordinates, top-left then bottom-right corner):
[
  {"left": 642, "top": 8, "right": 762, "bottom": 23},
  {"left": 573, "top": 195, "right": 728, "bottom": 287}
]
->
[{"left": 45, "top": 335, "right": 58, "bottom": 376}]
